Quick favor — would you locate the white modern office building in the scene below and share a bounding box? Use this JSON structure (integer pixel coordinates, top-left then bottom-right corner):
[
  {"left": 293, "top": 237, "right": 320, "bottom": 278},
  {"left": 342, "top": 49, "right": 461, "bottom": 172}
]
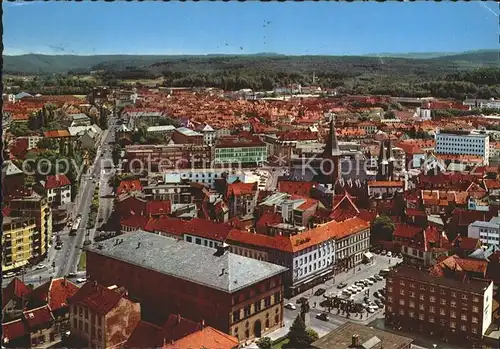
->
[
  {"left": 468, "top": 216, "right": 500, "bottom": 247},
  {"left": 435, "top": 130, "right": 490, "bottom": 165}
]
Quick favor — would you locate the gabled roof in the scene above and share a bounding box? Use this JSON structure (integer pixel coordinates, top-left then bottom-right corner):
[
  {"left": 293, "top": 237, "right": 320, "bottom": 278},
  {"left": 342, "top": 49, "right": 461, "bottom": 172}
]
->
[
  {"left": 163, "top": 326, "right": 238, "bottom": 349},
  {"left": 43, "top": 129, "right": 71, "bottom": 138},
  {"left": 23, "top": 305, "right": 54, "bottom": 329},
  {"left": 117, "top": 179, "right": 143, "bottom": 196},
  {"left": 145, "top": 200, "right": 172, "bottom": 216},
  {"left": 68, "top": 282, "right": 127, "bottom": 315},
  {"left": 2, "top": 319, "right": 26, "bottom": 342},
  {"left": 226, "top": 181, "right": 257, "bottom": 198},
  {"left": 278, "top": 180, "right": 316, "bottom": 197},
  {"left": 28, "top": 277, "right": 79, "bottom": 312},
  {"left": 2, "top": 277, "right": 31, "bottom": 309}
]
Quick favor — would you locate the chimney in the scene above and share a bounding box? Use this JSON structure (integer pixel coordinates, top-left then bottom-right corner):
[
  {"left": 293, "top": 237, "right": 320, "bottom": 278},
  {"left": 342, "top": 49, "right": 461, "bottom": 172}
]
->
[
  {"left": 177, "top": 314, "right": 181, "bottom": 324},
  {"left": 352, "top": 334, "right": 360, "bottom": 347},
  {"left": 136, "top": 242, "right": 141, "bottom": 249}
]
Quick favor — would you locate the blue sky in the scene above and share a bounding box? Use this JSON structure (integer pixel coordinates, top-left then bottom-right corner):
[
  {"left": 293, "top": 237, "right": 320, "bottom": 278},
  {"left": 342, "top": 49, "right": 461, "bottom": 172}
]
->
[{"left": 3, "top": 1, "right": 499, "bottom": 56}]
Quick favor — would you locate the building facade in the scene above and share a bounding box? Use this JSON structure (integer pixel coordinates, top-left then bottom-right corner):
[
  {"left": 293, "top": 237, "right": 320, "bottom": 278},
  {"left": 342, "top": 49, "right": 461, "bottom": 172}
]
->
[
  {"left": 468, "top": 216, "right": 500, "bottom": 247},
  {"left": 435, "top": 130, "right": 490, "bottom": 165},
  {"left": 214, "top": 137, "right": 268, "bottom": 166},
  {"left": 2, "top": 217, "right": 37, "bottom": 272},
  {"left": 84, "top": 232, "right": 287, "bottom": 344},
  {"left": 385, "top": 265, "right": 493, "bottom": 342}
]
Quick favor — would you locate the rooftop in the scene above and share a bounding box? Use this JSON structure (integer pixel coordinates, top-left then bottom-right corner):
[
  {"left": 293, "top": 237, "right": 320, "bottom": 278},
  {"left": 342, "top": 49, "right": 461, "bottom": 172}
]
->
[
  {"left": 85, "top": 231, "right": 288, "bottom": 293},
  {"left": 311, "top": 321, "right": 413, "bottom": 349}
]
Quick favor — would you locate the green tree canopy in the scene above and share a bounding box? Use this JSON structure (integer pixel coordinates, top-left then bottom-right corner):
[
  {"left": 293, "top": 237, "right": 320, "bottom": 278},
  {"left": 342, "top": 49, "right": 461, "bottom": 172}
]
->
[
  {"left": 256, "top": 337, "right": 272, "bottom": 349},
  {"left": 372, "top": 215, "right": 395, "bottom": 242}
]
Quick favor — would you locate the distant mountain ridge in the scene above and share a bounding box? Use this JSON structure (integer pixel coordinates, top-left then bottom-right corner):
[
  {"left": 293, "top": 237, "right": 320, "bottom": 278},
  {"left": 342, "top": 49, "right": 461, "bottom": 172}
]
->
[{"left": 2, "top": 49, "right": 498, "bottom": 74}]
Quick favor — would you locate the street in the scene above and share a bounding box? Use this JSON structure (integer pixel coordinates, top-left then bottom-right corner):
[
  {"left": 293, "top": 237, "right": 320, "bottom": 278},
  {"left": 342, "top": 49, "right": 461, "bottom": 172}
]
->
[
  {"left": 2, "top": 116, "right": 117, "bottom": 288},
  {"left": 244, "top": 254, "right": 399, "bottom": 348}
]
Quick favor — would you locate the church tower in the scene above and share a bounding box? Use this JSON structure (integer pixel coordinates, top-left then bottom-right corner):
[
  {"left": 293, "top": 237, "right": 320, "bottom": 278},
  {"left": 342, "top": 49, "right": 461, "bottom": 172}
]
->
[{"left": 322, "top": 116, "right": 342, "bottom": 187}]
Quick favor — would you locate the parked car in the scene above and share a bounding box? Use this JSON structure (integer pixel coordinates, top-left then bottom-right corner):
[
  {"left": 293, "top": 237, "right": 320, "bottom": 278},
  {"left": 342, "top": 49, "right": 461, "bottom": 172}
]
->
[
  {"left": 379, "top": 269, "right": 391, "bottom": 277},
  {"left": 285, "top": 303, "right": 297, "bottom": 310},
  {"left": 369, "top": 276, "right": 378, "bottom": 282},
  {"left": 366, "top": 279, "right": 374, "bottom": 286},
  {"left": 381, "top": 250, "right": 387, "bottom": 255},
  {"left": 342, "top": 289, "right": 352, "bottom": 296},
  {"left": 36, "top": 264, "right": 46, "bottom": 270},
  {"left": 67, "top": 272, "right": 77, "bottom": 278},
  {"left": 375, "top": 299, "right": 383, "bottom": 307},
  {"left": 387, "top": 251, "right": 392, "bottom": 258},
  {"left": 337, "top": 282, "right": 348, "bottom": 289},
  {"left": 316, "top": 313, "right": 329, "bottom": 321},
  {"left": 296, "top": 297, "right": 308, "bottom": 304},
  {"left": 3, "top": 272, "right": 15, "bottom": 279},
  {"left": 314, "top": 288, "right": 326, "bottom": 296},
  {"left": 76, "top": 278, "right": 87, "bottom": 283},
  {"left": 374, "top": 274, "right": 384, "bottom": 281},
  {"left": 374, "top": 291, "right": 381, "bottom": 298},
  {"left": 366, "top": 307, "right": 375, "bottom": 313}
]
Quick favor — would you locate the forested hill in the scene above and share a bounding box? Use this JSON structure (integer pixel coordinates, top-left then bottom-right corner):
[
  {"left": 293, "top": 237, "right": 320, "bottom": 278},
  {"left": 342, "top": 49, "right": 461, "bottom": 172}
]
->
[{"left": 2, "top": 50, "right": 498, "bottom": 74}]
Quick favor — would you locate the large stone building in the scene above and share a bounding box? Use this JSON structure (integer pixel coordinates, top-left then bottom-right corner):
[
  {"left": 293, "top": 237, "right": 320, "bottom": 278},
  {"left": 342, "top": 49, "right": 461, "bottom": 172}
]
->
[{"left": 84, "top": 231, "right": 288, "bottom": 343}]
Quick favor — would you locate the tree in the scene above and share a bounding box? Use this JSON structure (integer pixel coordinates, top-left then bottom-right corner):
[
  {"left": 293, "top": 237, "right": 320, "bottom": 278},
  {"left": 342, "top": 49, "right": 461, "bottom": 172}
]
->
[
  {"left": 288, "top": 314, "right": 312, "bottom": 348},
  {"left": 256, "top": 337, "right": 272, "bottom": 349},
  {"left": 371, "top": 215, "right": 395, "bottom": 242},
  {"left": 306, "top": 329, "right": 319, "bottom": 343}
]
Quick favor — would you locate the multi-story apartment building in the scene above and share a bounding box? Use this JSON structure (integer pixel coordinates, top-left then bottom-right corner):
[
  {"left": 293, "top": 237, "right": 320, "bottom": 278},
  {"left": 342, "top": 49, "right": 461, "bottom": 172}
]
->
[
  {"left": 435, "top": 130, "right": 490, "bottom": 165},
  {"left": 468, "top": 216, "right": 500, "bottom": 247},
  {"left": 2, "top": 217, "right": 37, "bottom": 272},
  {"left": 8, "top": 193, "right": 52, "bottom": 264},
  {"left": 146, "top": 125, "right": 176, "bottom": 137},
  {"left": 198, "top": 124, "right": 216, "bottom": 146},
  {"left": 84, "top": 231, "right": 288, "bottom": 343},
  {"left": 68, "top": 282, "right": 141, "bottom": 349},
  {"left": 124, "top": 144, "right": 212, "bottom": 172},
  {"left": 227, "top": 217, "right": 370, "bottom": 296},
  {"left": 386, "top": 265, "right": 493, "bottom": 342},
  {"left": 39, "top": 174, "right": 72, "bottom": 207},
  {"left": 214, "top": 136, "right": 268, "bottom": 166}
]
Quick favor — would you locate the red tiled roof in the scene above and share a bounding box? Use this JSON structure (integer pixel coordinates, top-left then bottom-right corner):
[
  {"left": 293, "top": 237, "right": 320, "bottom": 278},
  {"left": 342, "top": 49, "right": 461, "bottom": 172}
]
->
[
  {"left": 150, "top": 217, "right": 233, "bottom": 242},
  {"left": 368, "top": 181, "right": 404, "bottom": 188},
  {"left": 226, "top": 181, "right": 257, "bottom": 198},
  {"left": 406, "top": 208, "right": 427, "bottom": 217},
  {"left": 68, "top": 282, "right": 126, "bottom": 315},
  {"left": 28, "top": 278, "right": 79, "bottom": 312},
  {"left": 228, "top": 217, "right": 369, "bottom": 253},
  {"left": 43, "top": 130, "right": 71, "bottom": 138},
  {"left": 278, "top": 180, "right": 316, "bottom": 197},
  {"left": 256, "top": 212, "right": 283, "bottom": 231},
  {"left": 162, "top": 314, "right": 202, "bottom": 342},
  {"left": 452, "top": 236, "right": 480, "bottom": 251},
  {"left": 124, "top": 321, "right": 166, "bottom": 349},
  {"left": 23, "top": 305, "right": 54, "bottom": 329},
  {"left": 163, "top": 326, "right": 238, "bottom": 349},
  {"left": 2, "top": 277, "right": 31, "bottom": 309},
  {"left": 2, "top": 319, "right": 26, "bottom": 342},
  {"left": 121, "top": 215, "right": 151, "bottom": 230},
  {"left": 393, "top": 224, "right": 422, "bottom": 239},
  {"left": 484, "top": 179, "right": 500, "bottom": 190},
  {"left": 117, "top": 179, "right": 143, "bottom": 195},
  {"left": 45, "top": 174, "right": 71, "bottom": 190},
  {"left": 145, "top": 200, "right": 172, "bottom": 216}
]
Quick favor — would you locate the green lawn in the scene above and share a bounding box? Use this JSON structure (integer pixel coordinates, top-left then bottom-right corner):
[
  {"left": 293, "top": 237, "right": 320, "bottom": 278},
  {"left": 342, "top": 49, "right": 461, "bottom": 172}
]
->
[
  {"left": 77, "top": 252, "right": 87, "bottom": 271},
  {"left": 272, "top": 338, "right": 290, "bottom": 349}
]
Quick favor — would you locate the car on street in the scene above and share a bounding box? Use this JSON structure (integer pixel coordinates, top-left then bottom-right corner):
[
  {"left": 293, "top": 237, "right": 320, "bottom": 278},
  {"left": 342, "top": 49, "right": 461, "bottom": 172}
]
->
[
  {"left": 316, "top": 313, "right": 329, "bottom": 321},
  {"left": 379, "top": 269, "right": 390, "bottom": 277},
  {"left": 314, "top": 288, "right": 326, "bottom": 296},
  {"left": 36, "top": 264, "right": 46, "bottom": 270},
  {"left": 374, "top": 291, "right": 381, "bottom": 298},
  {"left": 296, "top": 297, "right": 308, "bottom": 304},
  {"left": 369, "top": 276, "right": 378, "bottom": 283},
  {"left": 366, "top": 279, "right": 374, "bottom": 286},
  {"left": 381, "top": 250, "right": 387, "bottom": 255},
  {"left": 366, "top": 307, "right": 375, "bottom": 313},
  {"left": 67, "top": 273, "right": 77, "bottom": 278},
  {"left": 368, "top": 303, "right": 379, "bottom": 311},
  {"left": 374, "top": 274, "right": 384, "bottom": 281},
  {"left": 374, "top": 299, "right": 383, "bottom": 307},
  {"left": 285, "top": 303, "right": 297, "bottom": 310},
  {"left": 342, "top": 289, "right": 352, "bottom": 296},
  {"left": 76, "top": 278, "right": 87, "bottom": 283},
  {"left": 3, "top": 272, "right": 15, "bottom": 279},
  {"left": 387, "top": 251, "right": 392, "bottom": 258},
  {"left": 337, "top": 282, "right": 348, "bottom": 289}
]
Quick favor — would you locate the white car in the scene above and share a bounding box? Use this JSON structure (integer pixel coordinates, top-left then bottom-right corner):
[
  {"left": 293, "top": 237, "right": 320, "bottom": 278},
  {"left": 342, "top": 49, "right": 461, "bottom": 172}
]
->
[
  {"left": 76, "top": 278, "right": 87, "bottom": 283},
  {"left": 366, "top": 279, "right": 374, "bottom": 285},
  {"left": 36, "top": 264, "right": 46, "bottom": 270},
  {"left": 366, "top": 307, "right": 375, "bottom": 313},
  {"left": 387, "top": 251, "right": 392, "bottom": 258},
  {"left": 3, "top": 272, "right": 15, "bottom": 279},
  {"left": 285, "top": 303, "right": 296, "bottom": 310},
  {"left": 342, "top": 289, "right": 352, "bottom": 296}
]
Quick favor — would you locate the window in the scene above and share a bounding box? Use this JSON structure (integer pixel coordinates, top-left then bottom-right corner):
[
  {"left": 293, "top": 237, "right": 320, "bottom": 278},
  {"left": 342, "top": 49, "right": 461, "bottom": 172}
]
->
[
  {"left": 440, "top": 309, "right": 446, "bottom": 316},
  {"left": 73, "top": 318, "right": 77, "bottom": 329},
  {"left": 73, "top": 306, "right": 77, "bottom": 315},
  {"left": 451, "top": 311, "right": 456, "bottom": 318},
  {"left": 264, "top": 296, "right": 271, "bottom": 307},
  {"left": 399, "top": 309, "right": 405, "bottom": 315},
  {"left": 79, "top": 306, "right": 83, "bottom": 317},
  {"left": 85, "top": 308, "right": 89, "bottom": 319},
  {"left": 399, "top": 299, "right": 405, "bottom": 306},
  {"left": 429, "top": 316, "right": 435, "bottom": 323},
  {"left": 400, "top": 280, "right": 405, "bottom": 286},
  {"left": 244, "top": 305, "right": 251, "bottom": 317},
  {"left": 274, "top": 292, "right": 281, "bottom": 303},
  {"left": 472, "top": 306, "right": 479, "bottom": 313},
  {"left": 440, "top": 299, "right": 446, "bottom": 306},
  {"left": 97, "top": 316, "right": 101, "bottom": 326},
  {"left": 451, "top": 301, "right": 457, "bottom": 308},
  {"left": 419, "top": 295, "right": 425, "bottom": 301},
  {"left": 461, "top": 294, "right": 468, "bottom": 300},
  {"left": 400, "top": 290, "right": 405, "bottom": 296},
  {"left": 430, "top": 287, "right": 435, "bottom": 293},
  {"left": 98, "top": 329, "right": 102, "bottom": 339},
  {"left": 233, "top": 310, "right": 240, "bottom": 322},
  {"left": 461, "top": 314, "right": 467, "bottom": 321},
  {"left": 254, "top": 301, "right": 261, "bottom": 312},
  {"left": 472, "top": 328, "right": 477, "bottom": 334},
  {"left": 451, "top": 292, "right": 456, "bottom": 297},
  {"left": 84, "top": 322, "right": 89, "bottom": 333},
  {"left": 440, "top": 289, "right": 446, "bottom": 295},
  {"left": 429, "top": 306, "right": 435, "bottom": 313},
  {"left": 419, "top": 314, "right": 424, "bottom": 320},
  {"left": 419, "top": 304, "right": 424, "bottom": 310},
  {"left": 461, "top": 325, "right": 467, "bottom": 331},
  {"left": 92, "top": 326, "right": 96, "bottom": 338},
  {"left": 409, "top": 301, "right": 415, "bottom": 308},
  {"left": 186, "top": 236, "right": 192, "bottom": 242},
  {"left": 409, "top": 291, "right": 415, "bottom": 298},
  {"left": 409, "top": 311, "right": 415, "bottom": 318},
  {"left": 420, "top": 285, "right": 426, "bottom": 291},
  {"left": 195, "top": 238, "right": 201, "bottom": 245},
  {"left": 79, "top": 320, "right": 83, "bottom": 330},
  {"left": 410, "top": 282, "right": 416, "bottom": 288},
  {"left": 451, "top": 321, "right": 456, "bottom": 329},
  {"left": 388, "top": 287, "right": 393, "bottom": 292},
  {"left": 473, "top": 297, "right": 480, "bottom": 303},
  {"left": 387, "top": 296, "right": 393, "bottom": 303},
  {"left": 430, "top": 296, "right": 436, "bottom": 303},
  {"left": 472, "top": 317, "right": 478, "bottom": 324}
]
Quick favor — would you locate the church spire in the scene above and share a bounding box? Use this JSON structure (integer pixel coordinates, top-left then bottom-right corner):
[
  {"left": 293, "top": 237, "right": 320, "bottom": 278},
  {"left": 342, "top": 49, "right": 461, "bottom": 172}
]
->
[{"left": 322, "top": 116, "right": 341, "bottom": 158}]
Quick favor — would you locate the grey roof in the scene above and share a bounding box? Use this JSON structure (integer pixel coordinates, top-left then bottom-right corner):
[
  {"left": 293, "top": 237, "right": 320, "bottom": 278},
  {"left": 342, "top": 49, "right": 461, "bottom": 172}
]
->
[
  {"left": 71, "top": 113, "right": 91, "bottom": 120},
  {"left": 85, "top": 230, "right": 288, "bottom": 293}
]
